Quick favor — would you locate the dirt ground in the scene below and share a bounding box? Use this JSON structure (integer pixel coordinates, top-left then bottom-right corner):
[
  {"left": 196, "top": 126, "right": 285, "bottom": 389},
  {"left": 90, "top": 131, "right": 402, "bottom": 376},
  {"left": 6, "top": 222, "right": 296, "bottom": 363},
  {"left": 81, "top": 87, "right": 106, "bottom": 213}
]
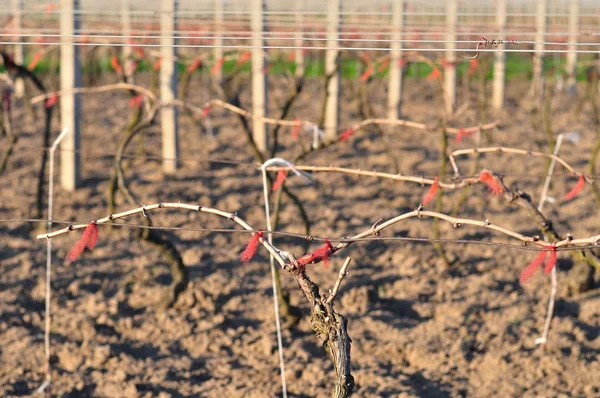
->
[{"left": 1, "top": 71, "right": 600, "bottom": 397}]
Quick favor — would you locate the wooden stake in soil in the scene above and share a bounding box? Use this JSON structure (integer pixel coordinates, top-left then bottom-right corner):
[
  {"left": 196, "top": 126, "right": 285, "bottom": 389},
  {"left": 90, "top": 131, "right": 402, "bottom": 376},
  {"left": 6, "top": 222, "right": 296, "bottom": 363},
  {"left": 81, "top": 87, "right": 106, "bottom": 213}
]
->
[
  {"left": 11, "top": 0, "right": 24, "bottom": 97},
  {"left": 324, "top": 0, "right": 341, "bottom": 140},
  {"left": 532, "top": 0, "right": 547, "bottom": 104},
  {"left": 566, "top": 0, "right": 579, "bottom": 95},
  {"left": 214, "top": 0, "right": 224, "bottom": 82},
  {"left": 160, "top": 0, "right": 179, "bottom": 174},
  {"left": 492, "top": 0, "right": 507, "bottom": 110},
  {"left": 444, "top": 0, "right": 458, "bottom": 116},
  {"left": 294, "top": 0, "right": 305, "bottom": 79},
  {"left": 387, "top": 0, "right": 406, "bottom": 120},
  {"left": 59, "top": 0, "right": 82, "bottom": 191},
  {"left": 121, "top": 0, "right": 132, "bottom": 81},
  {"left": 251, "top": 0, "right": 268, "bottom": 153}
]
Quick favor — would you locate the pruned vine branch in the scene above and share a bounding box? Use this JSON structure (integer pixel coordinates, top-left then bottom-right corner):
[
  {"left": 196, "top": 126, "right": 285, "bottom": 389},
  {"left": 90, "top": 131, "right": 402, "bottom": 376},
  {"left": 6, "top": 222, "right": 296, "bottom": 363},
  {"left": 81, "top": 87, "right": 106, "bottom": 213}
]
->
[
  {"left": 450, "top": 146, "right": 592, "bottom": 180},
  {"left": 38, "top": 203, "right": 600, "bottom": 264},
  {"left": 24, "top": 81, "right": 498, "bottom": 142},
  {"left": 29, "top": 82, "right": 158, "bottom": 105},
  {"left": 267, "top": 164, "right": 479, "bottom": 189}
]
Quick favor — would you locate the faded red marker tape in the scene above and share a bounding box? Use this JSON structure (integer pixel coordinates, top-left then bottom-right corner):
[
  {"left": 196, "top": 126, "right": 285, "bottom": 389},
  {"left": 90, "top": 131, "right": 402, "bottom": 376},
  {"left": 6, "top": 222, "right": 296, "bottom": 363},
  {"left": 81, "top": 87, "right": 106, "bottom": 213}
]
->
[
  {"left": 468, "top": 59, "right": 480, "bottom": 75},
  {"left": 360, "top": 64, "right": 374, "bottom": 82},
  {"left": 66, "top": 222, "right": 99, "bottom": 263},
  {"left": 129, "top": 95, "right": 143, "bottom": 109},
  {"left": 28, "top": 52, "right": 42, "bottom": 71},
  {"left": 240, "top": 231, "right": 263, "bottom": 263},
  {"left": 291, "top": 120, "right": 302, "bottom": 140},
  {"left": 455, "top": 128, "right": 472, "bottom": 144},
  {"left": 153, "top": 57, "right": 163, "bottom": 72},
  {"left": 111, "top": 56, "right": 123, "bottom": 75},
  {"left": 544, "top": 247, "right": 557, "bottom": 274},
  {"left": 426, "top": 68, "right": 441, "bottom": 80},
  {"left": 187, "top": 58, "right": 201, "bottom": 73},
  {"left": 479, "top": 170, "right": 504, "bottom": 195},
  {"left": 520, "top": 245, "right": 556, "bottom": 284},
  {"left": 565, "top": 174, "right": 585, "bottom": 201},
  {"left": 423, "top": 177, "right": 439, "bottom": 206},
  {"left": 211, "top": 58, "right": 224, "bottom": 76},
  {"left": 377, "top": 58, "right": 390, "bottom": 74},
  {"left": 296, "top": 240, "right": 334, "bottom": 269},
  {"left": 237, "top": 51, "right": 251, "bottom": 67},
  {"left": 520, "top": 250, "right": 546, "bottom": 284},
  {"left": 45, "top": 93, "right": 58, "bottom": 108},
  {"left": 340, "top": 128, "right": 354, "bottom": 142},
  {"left": 272, "top": 170, "right": 287, "bottom": 191}
]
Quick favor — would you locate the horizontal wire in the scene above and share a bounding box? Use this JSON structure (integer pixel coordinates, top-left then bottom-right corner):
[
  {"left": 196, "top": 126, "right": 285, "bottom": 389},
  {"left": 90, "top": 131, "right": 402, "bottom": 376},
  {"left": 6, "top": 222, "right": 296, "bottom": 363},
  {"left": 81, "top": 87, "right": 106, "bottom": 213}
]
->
[
  {"left": 9, "top": 23, "right": 600, "bottom": 33},
  {"left": 6, "top": 144, "right": 598, "bottom": 180},
  {"left": 5, "top": 7, "right": 600, "bottom": 17},
  {"left": 4, "top": 33, "right": 600, "bottom": 47},
  {"left": 3, "top": 27, "right": 600, "bottom": 37},
  {"left": 8, "top": 23, "right": 600, "bottom": 31},
  {"left": 6, "top": 6, "right": 597, "bottom": 14},
  {"left": 1, "top": 40, "right": 599, "bottom": 53},
  {"left": 6, "top": 20, "right": 600, "bottom": 33},
  {"left": 0, "top": 133, "right": 594, "bottom": 180},
  {"left": 9, "top": 22, "right": 598, "bottom": 31},
  {"left": 1, "top": 218, "right": 597, "bottom": 253},
  {"left": 9, "top": 144, "right": 255, "bottom": 167},
  {"left": 6, "top": 8, "right": 600, "bottom": 19}
]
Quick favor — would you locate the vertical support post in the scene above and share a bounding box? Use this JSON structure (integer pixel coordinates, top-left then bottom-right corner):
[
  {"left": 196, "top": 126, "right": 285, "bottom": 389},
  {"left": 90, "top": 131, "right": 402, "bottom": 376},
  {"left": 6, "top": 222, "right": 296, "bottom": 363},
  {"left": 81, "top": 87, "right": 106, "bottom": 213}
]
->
[
  {"left": 532, "top": 0, "right": 547, "bottom": 102},
  {"left": 444, "top": 0, "right": 458, "bottom": 116},
  {"left": 492, "top": 0, "right": 507, "bottom": 110},
  {"left": 294, "top": 0, "right": 305, "bottom": 78},
  {"left": 121, "top": 0, "right": 132, "bottom": 81},
  {"left": 566, "top": 0, "right": 579, "bottom": 95},
  {"left": 160, "top": 0, "right": 179, "bottom": 174},
  {"left": 251, "top": 0, "right": 268, "bottom": 153},
  {"left": 11, "top": 0, "right": 24, "bottom": 97},
  {"left": 214, "top": 0, "right": 224, "bottom": 82},
  {"left": 324, "top": 0, "right": 341, "bottom": 140},
  {"left": 60, "top": 0, "right": 82, "bottom": 191},
  {"left": 387, "top": 0, "right": 405, "bottom": 120}
]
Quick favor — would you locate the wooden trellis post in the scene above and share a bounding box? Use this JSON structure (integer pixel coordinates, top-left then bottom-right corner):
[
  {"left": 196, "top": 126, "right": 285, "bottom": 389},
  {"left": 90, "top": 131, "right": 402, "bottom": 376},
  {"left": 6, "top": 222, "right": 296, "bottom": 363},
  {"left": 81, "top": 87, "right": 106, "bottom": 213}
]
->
[
  {"left": 294, "top": 0, "right": 305, "bottom": 78},
  {"left": 444, "top": 0, "right": 458, "bottom": 116},
  {"left": 324, "top": 0, "right": 341, "bottom": 140},
  {"left": 160, "top": 0, "right": 179, "bottom": 174},
  {"left": 566, "top": 0, "right": 579, "bottom": 95},
  {"left": 121, "top": 0, "right": 132, "bottom": 81},
  {"left": 532, "top": 0, "right": 547, "bottom": 103},
  {"left": 11, "top": 0, "right": 24, "bottom": 97},
  {"left": 214, "top": 0, "right": 224, "bottom": 82},
  {"left": 492, "top": 0, "right": 507, "bottom": 110},
  {"left": 59, "top": 0, "right": 82, "bottom": 191},
  {"left": 251, "top": 0, "right": 268, "bottom": 152},
  {"left": 387, "top": 0, "right": 405, "bottom": 120}
]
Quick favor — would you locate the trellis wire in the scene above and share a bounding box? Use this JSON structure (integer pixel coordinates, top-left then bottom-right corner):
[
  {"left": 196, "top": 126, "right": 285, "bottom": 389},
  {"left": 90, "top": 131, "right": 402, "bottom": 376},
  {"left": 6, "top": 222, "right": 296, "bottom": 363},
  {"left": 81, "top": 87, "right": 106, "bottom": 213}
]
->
[{"left": 1, "top": 217, "right": 598, "bottom": 253}]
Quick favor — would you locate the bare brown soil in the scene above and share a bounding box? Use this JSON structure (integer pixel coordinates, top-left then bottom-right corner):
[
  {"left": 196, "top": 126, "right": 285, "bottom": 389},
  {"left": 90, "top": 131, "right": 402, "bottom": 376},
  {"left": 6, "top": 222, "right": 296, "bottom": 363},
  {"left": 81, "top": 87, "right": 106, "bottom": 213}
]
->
[{"left": 1, "top": 73, "right": 599, "bottom": 397}]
